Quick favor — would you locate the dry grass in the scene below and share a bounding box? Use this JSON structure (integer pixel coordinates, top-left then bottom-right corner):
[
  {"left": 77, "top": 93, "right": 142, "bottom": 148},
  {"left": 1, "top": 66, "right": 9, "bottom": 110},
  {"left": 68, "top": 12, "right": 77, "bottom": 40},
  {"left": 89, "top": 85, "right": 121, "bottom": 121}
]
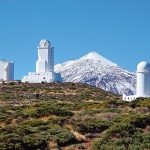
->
[
  {"left": 48, "top": 140, "right": 60, "bottom": 150},
  {"left": 0, "top": 122, "right": 6, "bottom": 128},
  {"left": 66, "top": 124, "right": 86, "bottom": 142}
]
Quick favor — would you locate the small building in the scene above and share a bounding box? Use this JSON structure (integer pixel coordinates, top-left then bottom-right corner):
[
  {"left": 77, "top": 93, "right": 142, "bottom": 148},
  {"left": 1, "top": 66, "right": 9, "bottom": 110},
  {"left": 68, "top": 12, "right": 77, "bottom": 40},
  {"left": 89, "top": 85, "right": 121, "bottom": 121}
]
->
[
  {"left": 0, "top": 60, "right": 14, "bottom": 81},
  {"left": 22, "top": 39, "right": 62, "bottom": 83},
  {"left": 123, "top": 61, "right": 150, "bottom": 101}
]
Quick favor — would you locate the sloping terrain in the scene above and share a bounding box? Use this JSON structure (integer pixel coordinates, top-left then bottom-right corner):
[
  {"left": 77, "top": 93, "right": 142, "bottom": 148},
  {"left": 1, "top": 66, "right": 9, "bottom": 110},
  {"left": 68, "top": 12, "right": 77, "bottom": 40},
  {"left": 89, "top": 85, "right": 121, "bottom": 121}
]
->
[
  {"left": 55, "top": 51, "right": 136, "bottom": 95},
  {"left": 0, "top": 82, "right": 150, "bottom": 150}
]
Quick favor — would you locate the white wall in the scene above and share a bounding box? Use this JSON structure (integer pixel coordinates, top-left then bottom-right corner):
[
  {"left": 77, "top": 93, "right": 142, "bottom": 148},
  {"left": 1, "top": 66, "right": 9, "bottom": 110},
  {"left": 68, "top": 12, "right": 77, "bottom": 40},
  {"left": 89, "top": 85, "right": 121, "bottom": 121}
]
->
[
  {"left": 136, "top": 71, "right": 150, "bottom": 96},
  {"left": 122, "top": 95, "right": 137, "bottom": 101},
  {"left": 36, "top": 46, "right": 54, "bottom": 73},
  {"left": 22, "top": 72, "right": 54, "bottom": 83},
  {"left": 0, "top": 61, "right": 14, "bottom": 81}
]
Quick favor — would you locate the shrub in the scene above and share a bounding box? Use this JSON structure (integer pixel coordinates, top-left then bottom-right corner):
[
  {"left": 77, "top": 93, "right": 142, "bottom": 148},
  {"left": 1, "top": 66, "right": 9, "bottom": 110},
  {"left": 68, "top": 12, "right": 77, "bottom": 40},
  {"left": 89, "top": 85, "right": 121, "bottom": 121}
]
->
[
  {"left": 22, "top": 132, "right": 48, "bottom": 150},
  {"left": 73, "top": 119, "right": 112, "bottom": 134},
  {"left": 47, "top": 116, "right": 69, "bottom": 126},
  {"left": 130, "top": 114, "right": 150, "bottom": 128},
  {"left": 55, "top": 131, "right": 76, "bottom": 146},
  {"left": 105, "top": 123, "right": 138, "bottom": 138},
  {"left": 30, "top": 106, "right": 74, "bottom": 118},
  {"left": 92, "top": 132, "right": 150, "bottom": 150},
  {"left": 21, "top": 119, "right": 48, "bottom": 127}
]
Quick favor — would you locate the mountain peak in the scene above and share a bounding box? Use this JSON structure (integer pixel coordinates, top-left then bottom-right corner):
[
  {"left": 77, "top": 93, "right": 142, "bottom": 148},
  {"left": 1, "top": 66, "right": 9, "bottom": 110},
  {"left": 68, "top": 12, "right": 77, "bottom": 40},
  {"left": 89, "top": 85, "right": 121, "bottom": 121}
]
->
[
  {"left": 80, "top": 51, "right": 117, "bottom": 66},
  {"left": 80, "top": 51, "right": 101, "bottom": 60},
  {"left": 55, "top": 51, "right": 136, "bottom": 95}
]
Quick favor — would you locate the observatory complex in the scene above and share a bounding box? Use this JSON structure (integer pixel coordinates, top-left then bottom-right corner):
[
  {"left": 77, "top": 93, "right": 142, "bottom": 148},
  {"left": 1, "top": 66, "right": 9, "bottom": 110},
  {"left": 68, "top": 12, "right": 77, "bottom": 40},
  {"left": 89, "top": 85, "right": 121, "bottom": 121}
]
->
[
  {"left": 0, "top": 60, "right": 14, "bottom": 81},
  {"left": 123, "top": 61, "right": 150, "bottom": 101},
  {"left": 22, "top": 39, "right": 61, "bottom": 83}
]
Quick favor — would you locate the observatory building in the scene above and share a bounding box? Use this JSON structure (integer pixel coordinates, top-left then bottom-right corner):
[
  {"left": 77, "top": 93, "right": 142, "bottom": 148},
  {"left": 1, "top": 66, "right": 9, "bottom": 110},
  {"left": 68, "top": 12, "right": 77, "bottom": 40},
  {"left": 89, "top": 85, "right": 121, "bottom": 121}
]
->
[
  {"left": 123, "top": 61, "right": 150, "bottom": 101},
  {"left": 0, "top": 60, "right": 14, "bottom": 81},
  {"left": 22, "top": 39, "right": 61, "bottom": 83}
]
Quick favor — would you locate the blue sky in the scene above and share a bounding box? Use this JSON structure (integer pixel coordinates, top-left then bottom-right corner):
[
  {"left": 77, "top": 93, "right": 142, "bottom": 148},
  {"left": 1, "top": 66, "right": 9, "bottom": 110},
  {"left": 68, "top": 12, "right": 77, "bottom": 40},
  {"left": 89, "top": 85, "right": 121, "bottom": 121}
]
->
[{"left": 0, "top": 0, "right": 150, "bottom": 80}]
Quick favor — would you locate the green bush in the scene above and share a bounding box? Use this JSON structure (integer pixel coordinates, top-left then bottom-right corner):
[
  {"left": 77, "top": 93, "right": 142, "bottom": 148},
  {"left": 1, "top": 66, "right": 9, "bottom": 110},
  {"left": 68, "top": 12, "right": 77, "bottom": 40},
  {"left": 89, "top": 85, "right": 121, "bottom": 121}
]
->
[
  {"left": 22, "top": 132, "right": 48, "bottom": 150},
  {"left": 0, "top": 124, "right": 77, "bottom": 150},
  {"left": 20, "top": 119, "right": 48, "bottom": 127},
  {"left": 92, "top": 132, "right": 150, "bottom": 150},
  {"left": 73, "top": 119, "right": 112, "bottom": 134},
  {"left": 130, "top": 98, "right": 150, "bottom": 108},
  {"left": 55, "top": 131, "right": 76, "bottom": 146},
  {"left": 30, "top": 106, "right": 74, "bottom": 118},
  {"left": 105, "top": 123, "right": 138, "bottom": 138},
  {"left": 47, "top": 116, "right": 69, "bottom": 126},
  {"left": 130, "top": 114, "right": 150, "bottom": 128}
]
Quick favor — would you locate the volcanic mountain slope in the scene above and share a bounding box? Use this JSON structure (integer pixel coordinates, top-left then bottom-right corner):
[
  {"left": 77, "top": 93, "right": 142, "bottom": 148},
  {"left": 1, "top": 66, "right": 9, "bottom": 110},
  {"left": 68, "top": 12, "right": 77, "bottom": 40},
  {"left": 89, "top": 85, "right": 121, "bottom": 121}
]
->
[{"left": 55, "top": 51, "right": 136, "bottom": 95}]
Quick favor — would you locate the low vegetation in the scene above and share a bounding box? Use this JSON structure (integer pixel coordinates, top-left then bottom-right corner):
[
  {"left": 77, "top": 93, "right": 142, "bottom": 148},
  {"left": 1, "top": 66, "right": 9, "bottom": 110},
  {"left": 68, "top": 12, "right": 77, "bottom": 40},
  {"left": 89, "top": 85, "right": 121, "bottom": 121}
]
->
[{"left": 0, "top": 82, "right": 149, "bottom": 149}]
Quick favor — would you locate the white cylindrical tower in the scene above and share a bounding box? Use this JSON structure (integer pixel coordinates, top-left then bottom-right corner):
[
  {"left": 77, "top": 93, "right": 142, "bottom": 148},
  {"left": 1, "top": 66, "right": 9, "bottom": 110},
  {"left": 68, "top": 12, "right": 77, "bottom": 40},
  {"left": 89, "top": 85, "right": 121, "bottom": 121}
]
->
[
  {"left": 0, "top": 61, "right": 14, "bottom": 81},
  {"left": 136, "top": 61, "right": 150, "bottom": 96}
]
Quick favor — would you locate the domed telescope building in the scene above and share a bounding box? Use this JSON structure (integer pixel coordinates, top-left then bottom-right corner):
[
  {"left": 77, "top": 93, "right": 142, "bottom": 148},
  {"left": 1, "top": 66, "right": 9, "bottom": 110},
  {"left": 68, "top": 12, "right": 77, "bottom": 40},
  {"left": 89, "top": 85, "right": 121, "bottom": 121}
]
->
[
  {"left": 22, "top": 39, "right": 61, "bottom": 83},
  {"left": 123, "top": 61, "right": 150, "bottom": 101}
]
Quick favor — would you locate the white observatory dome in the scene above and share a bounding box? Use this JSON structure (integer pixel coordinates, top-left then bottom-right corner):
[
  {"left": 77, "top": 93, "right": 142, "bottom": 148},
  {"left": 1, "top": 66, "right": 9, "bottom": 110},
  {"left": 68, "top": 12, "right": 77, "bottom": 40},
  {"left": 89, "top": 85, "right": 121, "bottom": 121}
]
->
[
  {"left": 39, "top": 39, "right": 51, "bottom": 48},
  {"left": 137, "top": 61, "right": 150, "bottom": 72}
]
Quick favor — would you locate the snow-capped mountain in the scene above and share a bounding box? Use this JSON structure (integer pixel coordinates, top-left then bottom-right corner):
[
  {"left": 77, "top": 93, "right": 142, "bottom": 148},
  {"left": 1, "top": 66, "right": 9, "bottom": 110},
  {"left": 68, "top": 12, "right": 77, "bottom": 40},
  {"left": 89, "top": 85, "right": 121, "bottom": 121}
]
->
[{"left": 55, "top": 51, "right": 136, "bottom": 95}]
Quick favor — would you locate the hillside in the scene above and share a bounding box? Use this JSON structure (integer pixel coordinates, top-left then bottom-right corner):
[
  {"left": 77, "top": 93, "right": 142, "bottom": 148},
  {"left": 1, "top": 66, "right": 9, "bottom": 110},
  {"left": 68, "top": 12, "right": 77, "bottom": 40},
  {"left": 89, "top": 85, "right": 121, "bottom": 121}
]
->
[
  {"left": 55, "top": 51, "right": 136, "bottom": 95},
  {"left": 0, "top": 82, "right": 150, "bottom": 150}
]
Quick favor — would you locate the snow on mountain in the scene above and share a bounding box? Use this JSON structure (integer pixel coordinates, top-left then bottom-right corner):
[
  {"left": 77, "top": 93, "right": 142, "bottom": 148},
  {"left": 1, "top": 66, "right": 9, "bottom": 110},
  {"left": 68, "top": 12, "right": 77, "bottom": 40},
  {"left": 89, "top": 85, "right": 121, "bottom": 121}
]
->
[
  {"left": 55, "top": 51, "right": 136, "bottom": 95},
  {"left": 80, "top": 51, "right": 117, "bottom": 66}
]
